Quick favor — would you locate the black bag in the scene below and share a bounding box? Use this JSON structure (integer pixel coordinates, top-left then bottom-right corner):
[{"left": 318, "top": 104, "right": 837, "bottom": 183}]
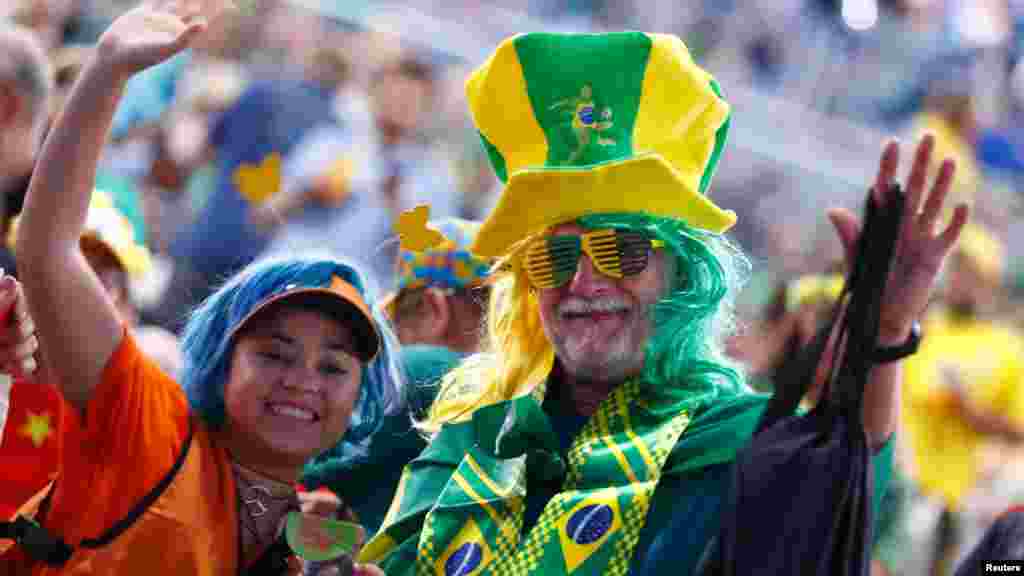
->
[{"left": 697, "top": 185, "right": 905, "bottom": 576}]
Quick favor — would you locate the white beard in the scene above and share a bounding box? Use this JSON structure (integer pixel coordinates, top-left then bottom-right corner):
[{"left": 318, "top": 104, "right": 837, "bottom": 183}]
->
[{"left": 546, "top": 296, "right": 650, "bottom": 384}]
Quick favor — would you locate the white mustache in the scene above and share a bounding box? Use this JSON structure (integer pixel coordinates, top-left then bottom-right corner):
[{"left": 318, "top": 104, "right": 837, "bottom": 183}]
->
[{"left": 558, "top": 296, "right": 630, "bottom": 316}]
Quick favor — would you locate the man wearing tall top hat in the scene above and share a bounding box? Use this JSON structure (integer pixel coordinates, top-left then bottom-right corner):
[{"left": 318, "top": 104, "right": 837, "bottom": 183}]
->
[{"left": 358, "top": 31, "right": 967, "bottom": 575}]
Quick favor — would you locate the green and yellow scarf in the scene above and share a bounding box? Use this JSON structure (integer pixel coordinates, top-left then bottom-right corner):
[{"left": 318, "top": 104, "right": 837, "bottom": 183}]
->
[{"left": 360, "top": 377, "right": 766, "bottom": 576}]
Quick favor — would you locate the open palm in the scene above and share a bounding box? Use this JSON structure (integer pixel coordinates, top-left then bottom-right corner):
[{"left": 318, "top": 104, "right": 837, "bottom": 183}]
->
[
  {"left": 96, "top": 0, "right": 230, "bottom": 76},
  {"left": 828, "top": 135, "right": 969, "bottom": 341}
]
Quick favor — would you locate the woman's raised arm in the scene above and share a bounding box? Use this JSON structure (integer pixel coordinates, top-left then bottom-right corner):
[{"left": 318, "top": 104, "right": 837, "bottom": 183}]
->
[{"left": 16, "top": 1, "right": 216, "bottom": 410}]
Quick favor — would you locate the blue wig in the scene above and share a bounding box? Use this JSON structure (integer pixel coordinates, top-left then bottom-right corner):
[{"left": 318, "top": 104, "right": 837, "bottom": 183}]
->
[{"left": 179, "top": 254, "right": 405, "bottom": 462}]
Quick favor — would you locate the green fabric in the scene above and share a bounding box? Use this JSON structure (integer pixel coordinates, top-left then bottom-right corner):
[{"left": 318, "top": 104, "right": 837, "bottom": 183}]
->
[
  {"left": 430, "top": 381, "right": 688, "bottom": 575},
  {"left": 513, "top": 32, "right": 651, "bottom": 168},
  {"left": 479, "top": 132, "right": 509, "bottom": 184},
  {"left": 872, "top": 437, "right": 895, "bottom": 532},
  {"left": 302, "top": 345, "right": 463, "bottom": 534},
  {"left": 367, "top": 385, "right": 760, "bottom": 576},
  {"left": 698, "top": 80, "right": 728, "bottom": 195},
  {"left": 401, "top": 345, "right": 466, "bottom": 415},
  {"left": 871, "top": 443, "right": 901, "bottom": 558},
  {"left": 662, "top": 394, "right": 767, "bottom": 474},
  {"left": 368, "top": 389, "right": 896, "bottom": 575}
]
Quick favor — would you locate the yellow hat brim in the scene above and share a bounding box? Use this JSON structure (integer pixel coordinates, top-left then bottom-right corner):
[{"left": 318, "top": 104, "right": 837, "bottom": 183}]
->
[{"left": 471, "top": 154, "right": 737, "bottom": 258}]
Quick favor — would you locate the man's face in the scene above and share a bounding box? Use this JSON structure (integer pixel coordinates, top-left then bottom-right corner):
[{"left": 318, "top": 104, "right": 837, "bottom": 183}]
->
[{"left": 536, "top": 222, "right": 672, "bottom": 383}]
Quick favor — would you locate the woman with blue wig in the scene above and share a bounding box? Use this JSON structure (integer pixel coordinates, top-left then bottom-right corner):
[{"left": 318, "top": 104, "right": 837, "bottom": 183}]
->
[{"left": 5, "top": 2, "right": 390, "bottom": 574}]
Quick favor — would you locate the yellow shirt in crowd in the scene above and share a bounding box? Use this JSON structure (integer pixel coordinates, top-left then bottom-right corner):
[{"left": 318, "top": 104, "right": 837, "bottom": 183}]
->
[{"left": 902, "top": 312, "right": 1024, "bottom": 510}]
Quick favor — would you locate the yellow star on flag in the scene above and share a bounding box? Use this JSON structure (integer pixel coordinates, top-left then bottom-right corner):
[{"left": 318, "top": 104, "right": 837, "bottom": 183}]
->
[{"left": 19, "top": 411, "right": 52, "bottom": 448}]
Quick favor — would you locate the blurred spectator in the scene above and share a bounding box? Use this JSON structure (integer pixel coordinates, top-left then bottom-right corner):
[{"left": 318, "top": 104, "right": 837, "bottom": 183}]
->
[
  {"left": 902, "top": 224, "right": 1024, "bottom": 576},
  {"left": 435, "top": 62, "right": 502, "bottom": 221},
  {"left": 381, "top": 218, "right": 491, "bottom": 353},
  {"left": 252, "top": 44, "right": 386, "bottom": 283},
  {"left": 155, "top": 5, "right": 339, "bottom": 330},
  {"left": 369, "top": 52, "right": 458, "bottom": 217},
  {"left": 369, "top": 51, "right": 460, "bottom": 214},
  {"left": 144, "top": 57, "right": 247, "bottom": 255},
  {"left": 911, "top": 90, "right": 983, "bottom": 220},
  {"left": 745, "top": 32, "right": 786, "bottom": 87},
  {"left": 261, "top": 50, "right": 461, "bottom": 292},
  {"left": 954, "top": 506, "right": 1024, "bottom": 574},
  {"left": 45, "top": 41, "right": 153, "bottom": 273},
  {"left": 798, "top": 0, "right": 950, "bottom": 124},
  {"left": 9, "top": 0, "right": 103, "bottom": 52},
  {"left": 976, "top": 56, "right": 1024, "bottom": 214},
  {"left": 0, "top": 22, "right": 50, "bottom": 278},
  {"left": 8, "top": 188, "right": 182, "bottom": 375},
  {"left": 730, "top": 270, "right": 843, "bottom": 394}
]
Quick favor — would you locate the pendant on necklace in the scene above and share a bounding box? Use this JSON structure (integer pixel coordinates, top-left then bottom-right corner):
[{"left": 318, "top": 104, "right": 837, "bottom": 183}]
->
[{"left": 243, "top": 485, "right": 273, "bottom": 518}]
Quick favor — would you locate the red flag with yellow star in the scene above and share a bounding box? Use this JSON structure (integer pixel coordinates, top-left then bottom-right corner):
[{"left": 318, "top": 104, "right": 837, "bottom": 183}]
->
[{"left": 0, "top": 379, "right": 76, "bottom": 520}]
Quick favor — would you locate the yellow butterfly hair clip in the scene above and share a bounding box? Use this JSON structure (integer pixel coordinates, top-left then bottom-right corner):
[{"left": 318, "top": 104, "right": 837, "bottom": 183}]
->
[{"left": 395, "top": 205, "right": 449, "bottom": 252}]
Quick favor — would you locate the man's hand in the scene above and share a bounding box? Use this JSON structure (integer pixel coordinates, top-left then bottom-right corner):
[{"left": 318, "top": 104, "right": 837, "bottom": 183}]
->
[
  {"left": 828, "top": 135, "right": 969, "bottom": 344},
  {"left": 95, "top": 0, "right": 231, "bottom": 79},
  {"left": 827, "top": 135, "right": 969, "bottom": 446}
]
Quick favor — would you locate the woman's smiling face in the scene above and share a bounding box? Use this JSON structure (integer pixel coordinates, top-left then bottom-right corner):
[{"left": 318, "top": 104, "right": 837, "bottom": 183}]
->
[{"left": 223, "top": 304, "right": 363, "bottom": 468}]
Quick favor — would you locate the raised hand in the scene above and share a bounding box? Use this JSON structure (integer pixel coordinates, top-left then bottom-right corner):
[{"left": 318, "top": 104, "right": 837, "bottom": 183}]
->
[
  {"left": 95, "top": 0, "right": 231, "bottom": 77},
  {"left": 828, "top": 135, "right": 969, "bottom": 342}
]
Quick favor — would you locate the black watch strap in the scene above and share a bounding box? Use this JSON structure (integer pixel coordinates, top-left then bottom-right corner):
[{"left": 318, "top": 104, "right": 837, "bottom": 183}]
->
[{"left": 873, "top": 321, "right": 922, "bottom": 364}]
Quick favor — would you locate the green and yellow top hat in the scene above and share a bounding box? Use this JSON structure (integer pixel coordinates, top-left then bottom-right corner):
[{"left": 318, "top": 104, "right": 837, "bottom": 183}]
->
[{"left": 466, "top": 32, "right": 737, "bottom": 259}]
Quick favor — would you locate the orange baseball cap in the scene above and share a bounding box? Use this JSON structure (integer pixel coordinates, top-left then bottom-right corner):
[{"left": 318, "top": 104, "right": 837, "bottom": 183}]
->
[{"left": 230, "top": 274, "right": 380, "bottom": 362}]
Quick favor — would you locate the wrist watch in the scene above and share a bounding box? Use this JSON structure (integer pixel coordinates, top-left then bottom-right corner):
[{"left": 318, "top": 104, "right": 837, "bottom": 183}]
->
[{"left": 873, "top": 321, "right": 922, "bottom": 364}]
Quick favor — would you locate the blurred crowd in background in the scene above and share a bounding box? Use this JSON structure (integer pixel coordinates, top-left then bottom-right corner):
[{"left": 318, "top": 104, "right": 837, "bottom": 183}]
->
[{"left": 5, "top": 0, "right": 1024, "bottom": 574}]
